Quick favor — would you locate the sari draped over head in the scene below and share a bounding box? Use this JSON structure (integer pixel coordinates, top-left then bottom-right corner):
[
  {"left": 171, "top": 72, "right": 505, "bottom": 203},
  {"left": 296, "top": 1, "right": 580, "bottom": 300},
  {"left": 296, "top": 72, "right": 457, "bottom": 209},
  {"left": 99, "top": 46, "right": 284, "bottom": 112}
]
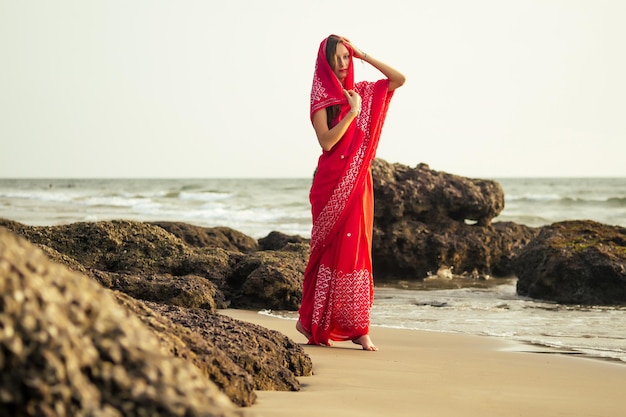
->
[{"left": 298, "top": 35, "right": 395, "bottom": 345}]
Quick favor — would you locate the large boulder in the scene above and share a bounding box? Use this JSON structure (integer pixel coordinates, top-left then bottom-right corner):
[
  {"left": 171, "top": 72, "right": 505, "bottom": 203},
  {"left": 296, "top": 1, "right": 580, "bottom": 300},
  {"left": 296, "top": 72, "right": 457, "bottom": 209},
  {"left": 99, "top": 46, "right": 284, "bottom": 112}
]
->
[
  {"left": 371, "top": 159, "right": 538, "bottom": 279},
  {"left": 0, "top": 227, "right": 240, "bottom": 417},
  {"left": 372, "top": 159, "right": 505, "bottom": 227},
  {"left": 513, "top": 220, "right": 626, "bottom": 305}
]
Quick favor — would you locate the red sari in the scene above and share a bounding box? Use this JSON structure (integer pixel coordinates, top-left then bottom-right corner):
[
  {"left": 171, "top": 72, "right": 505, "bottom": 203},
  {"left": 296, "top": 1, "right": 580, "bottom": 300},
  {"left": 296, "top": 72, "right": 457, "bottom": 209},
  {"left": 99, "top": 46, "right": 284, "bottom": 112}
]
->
[{"left": 298, "top": 36, "right": 395, "bottom": 345}]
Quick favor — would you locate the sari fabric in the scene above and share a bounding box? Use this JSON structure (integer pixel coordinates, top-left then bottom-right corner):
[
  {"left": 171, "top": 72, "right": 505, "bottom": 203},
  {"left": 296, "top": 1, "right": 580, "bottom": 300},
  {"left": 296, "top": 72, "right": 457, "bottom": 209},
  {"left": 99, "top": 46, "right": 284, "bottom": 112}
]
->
[{"left": 298, "top": 35, "right": 395, "bottom": 345}]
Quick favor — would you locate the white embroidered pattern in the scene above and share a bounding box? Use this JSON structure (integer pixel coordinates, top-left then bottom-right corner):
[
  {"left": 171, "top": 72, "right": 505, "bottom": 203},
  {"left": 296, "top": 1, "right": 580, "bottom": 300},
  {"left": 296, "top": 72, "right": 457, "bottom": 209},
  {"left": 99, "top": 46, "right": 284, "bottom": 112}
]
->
[
  {"left": 311, "top": 264, "right": 333, "bottom": 328},
  {"left": 356, "top": 81, "right": 375, "bottom": 132},
  {"left": 310, "top": 64, "right": 328, "bottom": 106},
  {"left": 311, "top": 63, "right": 342, "bottom": 113},
  {"left": 311, "top": 264, "right": 373, "bottom": 333}
]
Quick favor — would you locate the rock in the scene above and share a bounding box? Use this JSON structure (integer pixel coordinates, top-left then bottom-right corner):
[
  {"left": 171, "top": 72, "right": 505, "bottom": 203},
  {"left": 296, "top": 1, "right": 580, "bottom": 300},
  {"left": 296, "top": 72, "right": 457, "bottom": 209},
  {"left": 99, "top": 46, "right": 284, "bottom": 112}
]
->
[
  {"left": 372, "top": 159, "right": 504, "bottom": 227},
  {"left": 258, "top": 231, "right": 309, "bottom": 251},
  {"left": 513, "top": 220, "right": 626, "bottom": 305},
  {"left": 152, "top": 222, "right": 259, "bottom": 253},
  {"left": 146, "top": 303, "right": 313, "bottom": 392},
  {"left": 0, "top": 219, "right": 234, "bottom": 310},
  {"left": 0, "top": 219, "right": 311, "bottom": 312},
  {"left": 371, "top": 159, "right": 538, "bottom": 279},
  {"left": 0, "top": 220, "right": 231, "bottom": 277},
  {"left": 105, "top": 272, "right": 223, "bottom": 311},
  {"left": 228, "top": 244, "right": 309, "bottom": 310},
  {"left": 113, "top": 293, "right": 257, "bottom": 407},
  {"left": 0, "top": 227, "right": 240, "bottom": 417}
]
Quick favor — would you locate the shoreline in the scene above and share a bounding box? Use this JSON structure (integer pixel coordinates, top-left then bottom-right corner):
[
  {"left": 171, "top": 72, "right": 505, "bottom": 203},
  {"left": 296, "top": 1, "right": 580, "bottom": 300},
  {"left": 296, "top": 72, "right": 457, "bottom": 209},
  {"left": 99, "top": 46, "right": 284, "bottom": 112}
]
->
[
  {"left": 245, "top": 309, "right": 626, "bottom": 366},
  {"left": 221, "top": 309, "right": 626, "bottom": 417}
]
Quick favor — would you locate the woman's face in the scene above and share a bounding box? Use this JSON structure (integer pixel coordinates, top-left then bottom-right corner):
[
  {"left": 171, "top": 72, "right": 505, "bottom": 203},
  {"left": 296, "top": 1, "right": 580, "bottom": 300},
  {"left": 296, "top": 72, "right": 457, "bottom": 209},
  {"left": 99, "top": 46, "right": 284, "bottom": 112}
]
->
[{"left": 331, "top": 42, "right": 350, "bottom": 83}]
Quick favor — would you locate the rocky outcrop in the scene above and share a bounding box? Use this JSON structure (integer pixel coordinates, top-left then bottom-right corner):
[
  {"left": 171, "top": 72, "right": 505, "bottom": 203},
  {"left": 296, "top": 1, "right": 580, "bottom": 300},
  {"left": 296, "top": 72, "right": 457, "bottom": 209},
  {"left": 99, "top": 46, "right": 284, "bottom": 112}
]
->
[
  {"left": 0, "top": 219, "right": 305, "bottom": 312},
  {"left": 371, "top": 159, "right": 538, "bottom": 279},
  {"left": 513, "top": 220, "right": 626, "bottom": 305},
  {"left": 0, "top": 225, "right": 313, "bottom": 410},
  {"left": 0, "top": 227, "right": 240, "bottom": 416}
]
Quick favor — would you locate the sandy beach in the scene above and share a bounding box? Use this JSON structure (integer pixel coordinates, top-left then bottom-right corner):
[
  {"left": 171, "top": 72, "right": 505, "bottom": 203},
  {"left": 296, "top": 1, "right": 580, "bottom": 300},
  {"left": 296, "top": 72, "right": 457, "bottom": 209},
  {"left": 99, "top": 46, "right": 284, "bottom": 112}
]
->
[{"left": 222, "top": 309, "right": 626, "bottom": 417}]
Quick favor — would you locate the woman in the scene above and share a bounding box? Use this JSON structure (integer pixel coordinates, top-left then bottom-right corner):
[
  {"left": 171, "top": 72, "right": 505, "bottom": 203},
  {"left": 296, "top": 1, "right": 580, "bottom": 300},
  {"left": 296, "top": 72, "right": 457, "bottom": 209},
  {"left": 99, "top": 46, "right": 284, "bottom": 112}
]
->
[{"left": 296, "top": 35, "right": 405, "bottom": 351}]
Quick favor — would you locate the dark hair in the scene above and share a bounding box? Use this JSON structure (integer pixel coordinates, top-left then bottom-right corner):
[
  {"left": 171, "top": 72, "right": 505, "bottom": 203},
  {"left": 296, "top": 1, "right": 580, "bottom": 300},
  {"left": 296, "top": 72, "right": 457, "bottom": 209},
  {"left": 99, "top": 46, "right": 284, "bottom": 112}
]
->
[
  {"left": 325, "top": 35, "right": 342, "bottom": 70},
  {"left": 325, "top": 35, "right": 342, "bottom": 128}
]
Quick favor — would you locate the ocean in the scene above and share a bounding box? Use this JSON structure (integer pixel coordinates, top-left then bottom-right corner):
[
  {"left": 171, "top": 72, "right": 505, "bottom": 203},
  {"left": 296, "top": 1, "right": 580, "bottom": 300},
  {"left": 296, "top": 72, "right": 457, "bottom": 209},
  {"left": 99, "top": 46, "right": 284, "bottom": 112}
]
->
[{"left": 1, "top": 177, "right": 625, "bottom": 362}]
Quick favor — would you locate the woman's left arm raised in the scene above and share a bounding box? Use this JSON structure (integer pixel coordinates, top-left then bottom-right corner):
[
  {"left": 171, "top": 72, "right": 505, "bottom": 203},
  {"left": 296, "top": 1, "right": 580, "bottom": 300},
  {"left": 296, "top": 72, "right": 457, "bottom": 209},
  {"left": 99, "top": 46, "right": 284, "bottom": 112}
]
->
[{"left": 343, "top": 38, "right": 406, "bottom": 92}]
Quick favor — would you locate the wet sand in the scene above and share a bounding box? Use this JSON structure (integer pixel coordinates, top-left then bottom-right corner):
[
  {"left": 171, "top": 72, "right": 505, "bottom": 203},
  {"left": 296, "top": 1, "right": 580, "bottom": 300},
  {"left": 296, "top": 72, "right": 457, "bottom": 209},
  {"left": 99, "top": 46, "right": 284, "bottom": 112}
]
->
[{"left": 222, "top": 309, "right": 626, "bottom": 417}]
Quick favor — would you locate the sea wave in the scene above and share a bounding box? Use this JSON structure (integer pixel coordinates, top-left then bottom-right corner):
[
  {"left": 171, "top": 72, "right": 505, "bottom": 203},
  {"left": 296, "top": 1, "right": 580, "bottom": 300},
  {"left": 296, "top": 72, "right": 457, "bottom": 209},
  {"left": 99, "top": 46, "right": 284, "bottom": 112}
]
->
[
  {"left": 178, "top": 191, "right": 233, "bottom": 202},
  {"left": 607, "top": 197, "right": 626, "bottom": 206},
  {"left": 506, "top": 195, "right": 626, "bottom": 205}
]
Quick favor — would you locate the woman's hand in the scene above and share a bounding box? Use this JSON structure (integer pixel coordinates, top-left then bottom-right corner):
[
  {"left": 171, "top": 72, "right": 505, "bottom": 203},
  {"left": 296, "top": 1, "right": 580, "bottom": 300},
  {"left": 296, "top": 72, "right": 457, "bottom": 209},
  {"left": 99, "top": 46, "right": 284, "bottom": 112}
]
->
[
  {"left": 312, "top": 89, "right": 361, "bottom": 151},
  {"left": 343, "top": 89, "right": 361, "bottom": 113},
  {"left": 341, "top": 37, "right": 365, "bottom": 59},
  {"left": 342, "top": 36, "right": 405, "bottom": 92}
]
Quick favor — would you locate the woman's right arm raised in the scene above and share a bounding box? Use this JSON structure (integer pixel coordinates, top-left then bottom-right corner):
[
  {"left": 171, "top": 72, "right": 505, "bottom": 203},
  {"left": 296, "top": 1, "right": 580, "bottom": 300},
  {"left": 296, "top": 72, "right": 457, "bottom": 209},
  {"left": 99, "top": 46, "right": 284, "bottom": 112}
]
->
[{"left": 312, "top": 90, "right": 361, "bottom": 152}]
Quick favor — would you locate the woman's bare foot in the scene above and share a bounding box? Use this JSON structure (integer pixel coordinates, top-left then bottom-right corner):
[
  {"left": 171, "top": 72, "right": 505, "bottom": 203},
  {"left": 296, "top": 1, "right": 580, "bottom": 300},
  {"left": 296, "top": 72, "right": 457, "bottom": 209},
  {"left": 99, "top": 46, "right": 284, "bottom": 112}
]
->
[
  {"left": 353, "top": 334, "right": 378, "bottom": 351},
  {"left": 296, "top": 320, "right": 312, "bottom": 340}
]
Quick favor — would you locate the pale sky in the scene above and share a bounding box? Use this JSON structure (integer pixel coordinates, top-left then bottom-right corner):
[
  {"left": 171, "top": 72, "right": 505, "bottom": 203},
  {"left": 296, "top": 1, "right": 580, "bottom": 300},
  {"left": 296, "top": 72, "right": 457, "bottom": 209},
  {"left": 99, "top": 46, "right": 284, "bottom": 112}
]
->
[{"left": 1, "top": 0, "right": 625, "bottom": 179}]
